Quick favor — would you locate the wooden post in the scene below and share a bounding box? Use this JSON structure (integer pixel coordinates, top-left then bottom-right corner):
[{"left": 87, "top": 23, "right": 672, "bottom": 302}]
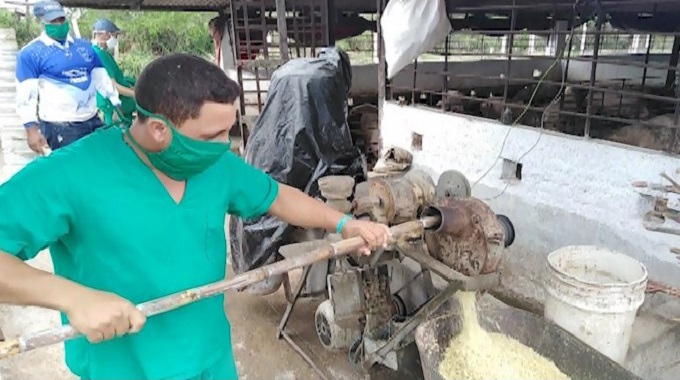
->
[
  {"left": 276, "top": 0, "right": 290, "bottom": 61},
  {"left": 377, "top": 0, "right": 387, "bottom": 121}
]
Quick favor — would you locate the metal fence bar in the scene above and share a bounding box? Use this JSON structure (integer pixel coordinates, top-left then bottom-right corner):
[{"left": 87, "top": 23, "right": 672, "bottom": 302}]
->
[
  {"left": 442, "top": 34, "right": 450, "bottom": 111},
  {"left": 310, "top": 0, "right": 317, "bottom": 56},
  {"left": 636, "top": 34, "right": 654, "bottom": 120},
  {"left": 260, "top": 0, "right": 269, "bottom": 60},
  {"left": 502, "top": 3, "right": 517, "bottom": 109},
  {"left": 558, "top": 14, "right": 576, "bottom": 126},
  {"left": 327, "top": 0, "right": 335, "bottom": 45},
  {"left": 583, "top": 12, "right": 604, "bottom": 138},
  {"left": 669, "top": 68, "right": 680, "bottom": 152},
  {"left": 291, "top": 1, "right": 301, "bottom": 57},
  {"left": 276, "top": 0, "right": 290, "bottom": 61},
  {"left": 380, "top": 0, "right": 680, "bottom": 153}
]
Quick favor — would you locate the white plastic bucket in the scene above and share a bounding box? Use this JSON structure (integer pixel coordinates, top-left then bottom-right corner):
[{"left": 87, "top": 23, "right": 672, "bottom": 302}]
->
[{"left": 543, "top": 245, "right": 647, "bottom": 365}]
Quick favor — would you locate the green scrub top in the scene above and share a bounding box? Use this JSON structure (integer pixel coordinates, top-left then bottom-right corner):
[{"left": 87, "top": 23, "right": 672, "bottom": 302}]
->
[
  {"left": 0, "top": 127, "right": 279, "bottom": 380},
  {"left": 92, "top": 45, "right": 136, "bottom": 125}
]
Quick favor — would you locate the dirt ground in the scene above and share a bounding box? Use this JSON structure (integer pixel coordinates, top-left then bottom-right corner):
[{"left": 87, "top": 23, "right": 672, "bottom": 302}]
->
[{"left": 226, "top": 268, "right": 360, "bottom": 380}]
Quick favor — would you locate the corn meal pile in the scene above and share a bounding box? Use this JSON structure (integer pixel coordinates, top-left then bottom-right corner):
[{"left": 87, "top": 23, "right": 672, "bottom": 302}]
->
[{"left": 438, "top": 292, "right": 571, "bottom": 380}]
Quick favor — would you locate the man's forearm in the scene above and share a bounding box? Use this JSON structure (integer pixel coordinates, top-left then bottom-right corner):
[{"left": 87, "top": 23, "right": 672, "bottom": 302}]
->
[
  {"left": 114, "top": 82, "right": 134, "bottom": 98},
  {"left": 92, "top": 67, "right": 120, "bottom": 104},
  {"left": 268, "top": 183, "right": 346, "bottom": 232},
  {"left": 0, "top": 253, "right": 85, "bottom": 312},
  {"left": 16, "top": 80, "right": 39, "bottom": 127}
]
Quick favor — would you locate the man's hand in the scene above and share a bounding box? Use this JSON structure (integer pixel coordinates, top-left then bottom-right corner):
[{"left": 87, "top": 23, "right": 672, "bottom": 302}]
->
[
  {"left": 25, "top": 126, "right": 47, "bottom": 155},
  {"left": 267, "top": 184, "right": 391, "bottom": 255},
  {"left": 64, "top": 289, "right": 146, "bottom": 344},
  {"left": 340, "top": 219, "right": 392, "bottom": 256}
]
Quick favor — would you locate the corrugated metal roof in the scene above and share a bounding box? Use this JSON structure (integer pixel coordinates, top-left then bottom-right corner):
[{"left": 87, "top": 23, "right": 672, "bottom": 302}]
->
[
  {"left": 57, "top": 0, "right": 229, "bottom": 11},
  {"left": 54, "top": 0, "right": 680, "bottom": 27},
  {"left": 56, "top": 0, "right": 376, "bottom": 12},
  {"left": 55, "top": 0, "right": 680, "bottom": 13}
]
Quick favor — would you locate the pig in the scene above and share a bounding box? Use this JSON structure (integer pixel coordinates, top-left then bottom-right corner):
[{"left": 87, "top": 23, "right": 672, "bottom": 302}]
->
[{"left": 606, "top": 113, "right": 678, "bottom": 151}]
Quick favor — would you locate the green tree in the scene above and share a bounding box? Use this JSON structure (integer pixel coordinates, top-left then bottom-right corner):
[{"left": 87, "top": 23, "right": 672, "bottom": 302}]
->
[
  {"left": 0, "top": 9, "right": 217, "bottom": 77},
  {"left": 78, "top": 10, "right": 216, "bottom": 77},
  {"left": 0, "top": 10, "right": 42, "bottom": 47}
]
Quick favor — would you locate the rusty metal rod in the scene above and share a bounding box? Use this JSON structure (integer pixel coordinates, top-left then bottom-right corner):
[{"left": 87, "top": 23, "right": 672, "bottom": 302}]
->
[
  {"left": 396, "top": 244, "right": 500, "bottom": 291},
  {"left": 275, "top": 0, "right": 289, "bottom": 61},
  {"left": 661, "top": 172, "right": 680, "bottom": 192},
  {"left": 646, "top": 280, "right": 680, "bottom": 298},
  {"left": 0, "top": 217, "right": 439, "bottom": 359}
]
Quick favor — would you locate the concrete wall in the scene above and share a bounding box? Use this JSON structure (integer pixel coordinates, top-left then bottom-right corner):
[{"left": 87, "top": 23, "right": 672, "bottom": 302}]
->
[
  {"left": 565, "top": 54, "right": 674, "bottom": 86},
  {"left": 380, "top": 101, "right": 680, "bottom": 292},
  {"left": 350, "top": 54, "right": 677, "bottom": 98}
]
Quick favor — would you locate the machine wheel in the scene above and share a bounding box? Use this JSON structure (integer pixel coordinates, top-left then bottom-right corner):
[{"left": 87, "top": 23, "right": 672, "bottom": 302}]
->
[
  {"left": 392, "top": 294, "right": 408, "bottom": 318},
  {"left": 315, "top": 300, "right": 361, "bottom": 351},
  {"left": 496, "top": 214, "right": 515, "bottom": 247},
  {"left": 348, "top": 334, "right": 364, "bottom": 366}
]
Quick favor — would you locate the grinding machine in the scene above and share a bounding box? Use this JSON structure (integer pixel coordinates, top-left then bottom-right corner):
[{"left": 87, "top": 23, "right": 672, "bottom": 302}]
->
[{"left": 276, "top": 169, "right": 515, "bottom": 379}]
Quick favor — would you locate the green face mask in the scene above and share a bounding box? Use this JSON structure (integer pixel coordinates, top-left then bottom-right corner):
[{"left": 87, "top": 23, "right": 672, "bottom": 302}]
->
[
  {"left": 44, "top": 23, "right": 70, "bottom": 40},
  {"left": 128, "top": 106, "right": 231, "bottom": 181}
]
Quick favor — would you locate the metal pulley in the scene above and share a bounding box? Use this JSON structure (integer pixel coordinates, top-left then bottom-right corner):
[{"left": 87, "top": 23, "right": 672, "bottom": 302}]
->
[{"left": 435, "top": 170, "right": 472, "bottom": 199}]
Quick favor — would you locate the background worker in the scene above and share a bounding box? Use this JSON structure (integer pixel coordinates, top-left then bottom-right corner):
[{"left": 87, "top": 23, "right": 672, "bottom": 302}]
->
[
  {"left": 91, "top": 18, "right": 136, "bottom": 125},
  {"left": 15, "top": 1, "right": 121, "bottom": 154}
]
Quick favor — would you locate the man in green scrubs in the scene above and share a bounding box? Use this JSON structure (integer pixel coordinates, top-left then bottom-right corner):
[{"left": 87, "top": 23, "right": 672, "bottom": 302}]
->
[
  {"left": 91, "top": 19, "right": 136, "bottom": 125},
  {"left": 0, "top": 53, "right": 390, "bottom": 380}
]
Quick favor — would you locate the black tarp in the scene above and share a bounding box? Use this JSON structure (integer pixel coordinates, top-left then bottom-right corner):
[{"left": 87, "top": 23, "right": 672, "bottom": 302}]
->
[{"left": 228, "top": 47, "right": 364, "bottom": 274}]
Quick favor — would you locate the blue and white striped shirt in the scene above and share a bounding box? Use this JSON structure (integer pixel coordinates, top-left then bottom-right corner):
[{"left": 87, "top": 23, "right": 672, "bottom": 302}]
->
[{"left": 15, "top": 33, "right": 121, "bottom": 127}]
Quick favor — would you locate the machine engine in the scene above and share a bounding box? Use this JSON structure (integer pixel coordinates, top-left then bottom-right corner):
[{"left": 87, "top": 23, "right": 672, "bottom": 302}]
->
[{"left": 300, "top": 169, "right": 515, "bottom": 378}]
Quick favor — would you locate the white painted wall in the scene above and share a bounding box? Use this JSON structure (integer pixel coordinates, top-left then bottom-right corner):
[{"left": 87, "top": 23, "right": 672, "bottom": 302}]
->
[{"left": 380, "top": 101, "right": 680, "bottom": 291}]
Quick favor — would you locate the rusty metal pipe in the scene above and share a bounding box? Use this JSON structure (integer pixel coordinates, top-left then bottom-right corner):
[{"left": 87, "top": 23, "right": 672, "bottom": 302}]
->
[
  {"left": 421, "top": 198, "right": 513, "bottom": 276},
  {"left": 0, "top": 216, "right": 440, "bottom": 360},
  {"left": 420, "top": 204, "right": 472, "bottom": 236}
]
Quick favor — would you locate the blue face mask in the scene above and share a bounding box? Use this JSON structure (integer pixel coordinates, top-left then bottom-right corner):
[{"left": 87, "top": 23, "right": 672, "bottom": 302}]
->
[{"left": 126, "top": 106, "right": 231, "bottom": 180}]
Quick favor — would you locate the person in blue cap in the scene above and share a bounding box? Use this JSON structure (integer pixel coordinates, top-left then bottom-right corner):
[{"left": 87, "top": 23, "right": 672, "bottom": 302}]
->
[
  {"left": 15, "top": 1, "right": 121, "bottom": 154},
  {"left": 91, "top": 18, "right": 136, "bottom": 126}
]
